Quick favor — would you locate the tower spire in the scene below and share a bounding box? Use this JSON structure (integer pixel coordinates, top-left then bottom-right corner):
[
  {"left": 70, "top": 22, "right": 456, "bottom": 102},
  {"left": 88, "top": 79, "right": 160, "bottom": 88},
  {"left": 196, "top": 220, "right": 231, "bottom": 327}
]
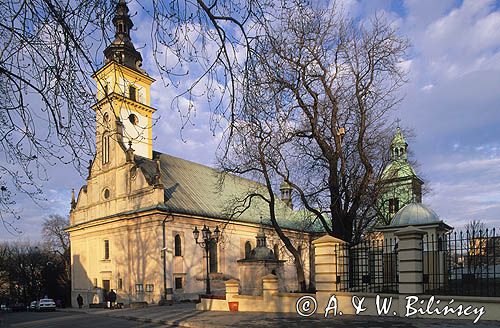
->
[
  {"left": 103, "top": 0, "right": 143, "bottom": 71},
  {"left": 390, "top": 127, "right": 408, "bottom": 161}
]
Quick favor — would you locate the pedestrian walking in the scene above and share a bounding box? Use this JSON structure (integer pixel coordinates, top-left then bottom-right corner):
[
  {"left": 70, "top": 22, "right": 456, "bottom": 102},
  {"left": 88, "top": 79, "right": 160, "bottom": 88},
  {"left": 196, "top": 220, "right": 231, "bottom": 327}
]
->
[
  {"left": 76, "top": 294, "right": 83, "bottom": 309},
  {"left": 108, "top": 289, "right": 117, "bottom": 309}
]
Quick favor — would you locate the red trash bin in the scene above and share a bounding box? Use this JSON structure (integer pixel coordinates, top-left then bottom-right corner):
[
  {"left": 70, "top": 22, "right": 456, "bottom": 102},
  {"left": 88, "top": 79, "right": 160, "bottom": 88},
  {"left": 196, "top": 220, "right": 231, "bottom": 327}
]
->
[{"left": 228, "top": 301, "right": 239, "bottom": 312}]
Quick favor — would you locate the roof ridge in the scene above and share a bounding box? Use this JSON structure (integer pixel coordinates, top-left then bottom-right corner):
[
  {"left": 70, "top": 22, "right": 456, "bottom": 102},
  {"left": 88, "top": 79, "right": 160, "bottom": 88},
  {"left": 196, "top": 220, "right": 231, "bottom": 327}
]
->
[{"left": 151, "top": 150, "right": 266, "bottom": 188}]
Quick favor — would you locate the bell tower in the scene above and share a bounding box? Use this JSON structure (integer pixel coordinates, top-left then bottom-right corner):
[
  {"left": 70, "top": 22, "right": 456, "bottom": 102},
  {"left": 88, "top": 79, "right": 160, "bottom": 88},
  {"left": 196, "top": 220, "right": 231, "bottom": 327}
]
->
[
  {"left": 378, "top": 127, "right": 423, "bottom": 225},
  {"left": 92, "top": 0, "right": 155, "bottom": 159}
]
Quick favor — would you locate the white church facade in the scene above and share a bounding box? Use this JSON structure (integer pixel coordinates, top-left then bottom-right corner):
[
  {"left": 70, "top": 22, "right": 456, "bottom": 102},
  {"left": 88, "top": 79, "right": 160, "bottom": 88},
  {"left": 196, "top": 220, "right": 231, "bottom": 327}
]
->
[{"left": 67, "top": 0, "right": 315, "bottom": 306}]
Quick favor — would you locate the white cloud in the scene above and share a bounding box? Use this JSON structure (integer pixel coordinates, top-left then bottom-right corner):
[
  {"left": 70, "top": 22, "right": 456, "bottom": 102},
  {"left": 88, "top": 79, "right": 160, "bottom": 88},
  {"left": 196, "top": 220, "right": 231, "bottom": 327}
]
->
[
  {"left": 421, "top": 84, "right": 433, "bottom": 91},
  {"left": 420, "top": 0, "right": 500, "bottom": 79}
]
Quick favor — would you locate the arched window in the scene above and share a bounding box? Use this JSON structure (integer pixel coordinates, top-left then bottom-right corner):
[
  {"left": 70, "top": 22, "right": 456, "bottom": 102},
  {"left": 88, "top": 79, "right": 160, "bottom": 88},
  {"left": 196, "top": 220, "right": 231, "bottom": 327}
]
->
[
  {"left": 209, "top": 243, "right": 218, "bottom": 273},
  {"left": 273, "top": 244, "right": 279, "bottom": 260},
  {"left": 174, "top": 234, "right": 182, "bottom": 256},
  {"left": 102, "top": 133, "right": 110, "bottom": 164},
  {"left": 244, "top": 241, "right": 251, "bottom": 259}
]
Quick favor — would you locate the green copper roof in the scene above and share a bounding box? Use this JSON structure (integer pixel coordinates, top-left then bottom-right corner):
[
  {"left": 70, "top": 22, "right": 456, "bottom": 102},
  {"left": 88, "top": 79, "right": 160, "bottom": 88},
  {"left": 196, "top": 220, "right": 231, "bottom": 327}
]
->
[
  {"left": 381, "top": 160, "right": 418, "bottom": 180},
  {"left": 381, "top": 127, "right": 421, "bottom": 182},
  {"left": 390, "top": 202, "right": 440, "bottom": 227},
  {"left": 280, "top": 180, "right": 292, "bottom": 190},
  {"left": 135, "top": 152, "right": 320, "bottom": 232},
  {"left": 391, "top": 127, "right": 407, "bottom": 147}
]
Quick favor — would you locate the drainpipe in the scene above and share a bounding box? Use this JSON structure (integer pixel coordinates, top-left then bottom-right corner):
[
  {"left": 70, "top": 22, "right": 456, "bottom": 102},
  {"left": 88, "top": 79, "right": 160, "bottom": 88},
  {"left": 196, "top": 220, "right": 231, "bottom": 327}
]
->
[{"left": 162, "top": 214, "right": 174, "bottom": 305}]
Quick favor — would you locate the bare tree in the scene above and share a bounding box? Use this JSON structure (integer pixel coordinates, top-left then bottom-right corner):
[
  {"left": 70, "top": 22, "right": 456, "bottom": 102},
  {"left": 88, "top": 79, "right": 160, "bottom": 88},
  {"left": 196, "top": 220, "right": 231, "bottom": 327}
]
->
[
  {"left": 42, "top": 215, "right": 70, "bottom": 259},
  {"left": 221, "top": 1, "right": 410, "bottom": 243},
  {"left": 219, "top": 114, "right": 315, "bottom": 292},
  {"left": 0, "top": 242, "right": 60, "bottom": 305},
  {"left": 465, "top": 219, "right": 486, "bottom": 234},
  {"left": 41, "top": 214, "right": 70, "bottom": 295},
  {"left": 0, "top": 0, "right": 271, "bottom": 230}
]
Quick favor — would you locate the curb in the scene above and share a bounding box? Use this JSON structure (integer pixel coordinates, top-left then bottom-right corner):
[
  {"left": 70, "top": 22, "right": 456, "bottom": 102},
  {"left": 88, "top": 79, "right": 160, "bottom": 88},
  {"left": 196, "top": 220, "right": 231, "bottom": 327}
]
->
[
  {"left": 103, "top": 314, "right": 200, "bottom": 327},
  {"left": 57, "top": 307, "right": 218, "bottom": 327},
  {"left": 55, "top": 308, "right": 90, "bottom": 314}
]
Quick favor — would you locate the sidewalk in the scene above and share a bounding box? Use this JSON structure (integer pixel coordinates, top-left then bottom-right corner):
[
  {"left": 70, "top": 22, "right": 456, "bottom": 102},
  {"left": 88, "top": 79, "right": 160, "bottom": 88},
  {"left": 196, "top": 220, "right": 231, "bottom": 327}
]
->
[{"left": 61, "top": 303, "right": 500, "bottom": 328}]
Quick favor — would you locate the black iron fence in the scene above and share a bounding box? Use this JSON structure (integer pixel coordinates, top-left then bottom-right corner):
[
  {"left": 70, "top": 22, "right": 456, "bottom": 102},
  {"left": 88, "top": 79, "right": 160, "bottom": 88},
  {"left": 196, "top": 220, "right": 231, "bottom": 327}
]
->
[
  {"left": 334, "top": 238, "right": 398, "bottom": 293},
  {"left": 422, "top": 228, "right": 500, "bottom": 297}
]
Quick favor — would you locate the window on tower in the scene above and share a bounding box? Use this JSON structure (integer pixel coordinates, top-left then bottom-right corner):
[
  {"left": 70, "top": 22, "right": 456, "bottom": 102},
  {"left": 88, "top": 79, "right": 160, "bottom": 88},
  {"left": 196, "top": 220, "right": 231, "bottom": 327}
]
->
[
  {"left": 129, "top": 85, "right": 137, "bottom": 101},
  {"left": 102, "top": 133, "right": 110, "bottom": 164},
  {"left": 388, "top": 198, "right": 399, "bottom": 214},
  {"left": 128, "top": 113, "right": 138, "bottom": 125}
]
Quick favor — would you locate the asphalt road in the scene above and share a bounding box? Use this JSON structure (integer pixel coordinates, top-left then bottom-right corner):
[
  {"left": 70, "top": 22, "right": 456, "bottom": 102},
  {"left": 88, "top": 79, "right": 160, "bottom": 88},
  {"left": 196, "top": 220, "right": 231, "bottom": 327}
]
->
[{"left": 0, "top": 311, "right": 163, "bottom": 328}]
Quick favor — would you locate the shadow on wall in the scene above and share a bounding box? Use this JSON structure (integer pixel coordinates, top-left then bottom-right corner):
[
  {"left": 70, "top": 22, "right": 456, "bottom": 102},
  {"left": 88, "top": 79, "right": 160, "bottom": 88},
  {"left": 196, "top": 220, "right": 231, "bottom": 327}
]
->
[{"left": 71, "top": 254, "right": 101, "bottom": 308}]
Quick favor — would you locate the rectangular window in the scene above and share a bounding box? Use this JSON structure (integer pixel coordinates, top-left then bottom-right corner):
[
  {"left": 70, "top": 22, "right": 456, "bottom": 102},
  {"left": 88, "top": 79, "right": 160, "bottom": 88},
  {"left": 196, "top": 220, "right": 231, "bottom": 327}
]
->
[
  {"left": 388, "top": 198, "right": 399, "bottom": 214},
  {"left": 209, "top": 243, "right": 218, "bottom": 273},
  {"left": 93, "top": 278, "right": 98, "bottom": 288},
  {"left": 145, "top": 284, "right": 154, "bottom": 292},
  {"left": 129, "top": 85, "right": 136, "bottom": 101},
  {"left": 104, "top": 240, "right": 110, "bottom": 260},
  {"left": 118, "top": 278, "right": 123, "bottom": 290},
  {"left": 175, "top": 277, "right": 183, "bottom": 290},
  {"left": 135, "top": 284, "right": 144, "bottom": 293},
  {"left": 102, "top": 134, "right": 110, "bottom": 164}
]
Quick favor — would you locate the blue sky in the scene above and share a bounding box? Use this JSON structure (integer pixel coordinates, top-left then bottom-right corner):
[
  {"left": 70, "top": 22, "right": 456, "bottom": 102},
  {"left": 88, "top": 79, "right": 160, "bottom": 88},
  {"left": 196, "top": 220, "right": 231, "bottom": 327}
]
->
[{"left": 2, "top": 0, "right": 500, "bottom": 241}]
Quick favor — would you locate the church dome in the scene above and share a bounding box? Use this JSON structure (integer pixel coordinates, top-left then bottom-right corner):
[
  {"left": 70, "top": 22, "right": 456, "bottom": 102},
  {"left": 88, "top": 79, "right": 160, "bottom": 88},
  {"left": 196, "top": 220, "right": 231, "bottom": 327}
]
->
[
  {"left": 390, "top": 202, "right": 440, "bottom": 227},
  {"left": 248, "top": 246, "right": 276, "bottom": 261}
]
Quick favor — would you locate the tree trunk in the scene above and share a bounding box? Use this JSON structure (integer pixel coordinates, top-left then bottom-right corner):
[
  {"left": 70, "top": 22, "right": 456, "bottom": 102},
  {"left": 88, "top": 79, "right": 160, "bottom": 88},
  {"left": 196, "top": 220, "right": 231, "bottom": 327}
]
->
[{"left": 293, "top": 253, "right": 307, "bottom": 292}]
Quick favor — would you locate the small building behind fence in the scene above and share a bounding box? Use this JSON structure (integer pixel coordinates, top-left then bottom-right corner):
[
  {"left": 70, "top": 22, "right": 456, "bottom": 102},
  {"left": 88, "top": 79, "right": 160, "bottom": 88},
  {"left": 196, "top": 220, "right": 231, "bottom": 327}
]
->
[
  {"left": 377, "top": 200, "right": 452, "bottom": 293},
  {"left": 237, "top": 223, "right": 285, "bottom": 295}
]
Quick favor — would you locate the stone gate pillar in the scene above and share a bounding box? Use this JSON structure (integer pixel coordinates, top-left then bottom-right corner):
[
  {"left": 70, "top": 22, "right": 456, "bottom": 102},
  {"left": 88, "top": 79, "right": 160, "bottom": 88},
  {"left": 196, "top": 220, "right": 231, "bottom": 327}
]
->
[
  {"left": 394, "top": 226, "right": 425, "bottom": 294},
  {"left": 312, "top": 235, "right": 347, "bottom": 313}
]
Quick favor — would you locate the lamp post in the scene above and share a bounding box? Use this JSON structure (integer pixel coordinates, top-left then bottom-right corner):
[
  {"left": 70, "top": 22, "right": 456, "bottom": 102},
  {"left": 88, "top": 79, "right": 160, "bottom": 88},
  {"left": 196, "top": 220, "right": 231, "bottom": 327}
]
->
[{"left": 193, "top": 225, "right": 220, "bottom": 295}]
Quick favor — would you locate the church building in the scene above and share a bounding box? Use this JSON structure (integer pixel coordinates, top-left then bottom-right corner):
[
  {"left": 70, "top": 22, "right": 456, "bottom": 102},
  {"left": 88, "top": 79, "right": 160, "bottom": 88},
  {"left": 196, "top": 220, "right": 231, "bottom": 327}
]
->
[{"left": 67, "top": 0, "right": 313, "bottom": 305}]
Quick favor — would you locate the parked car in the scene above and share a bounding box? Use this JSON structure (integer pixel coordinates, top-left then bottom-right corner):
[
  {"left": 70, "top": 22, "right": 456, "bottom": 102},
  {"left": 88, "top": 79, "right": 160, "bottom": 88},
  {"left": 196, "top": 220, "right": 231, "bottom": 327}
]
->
[
  {"left": 37, "top": 299, "right": 56, "bottom": 312},
  {"left": 28, "top": 301, "right": 38, "bottom": 311},
  {"left": 11, "top": 303, "right": 26, "bottom": 312}
]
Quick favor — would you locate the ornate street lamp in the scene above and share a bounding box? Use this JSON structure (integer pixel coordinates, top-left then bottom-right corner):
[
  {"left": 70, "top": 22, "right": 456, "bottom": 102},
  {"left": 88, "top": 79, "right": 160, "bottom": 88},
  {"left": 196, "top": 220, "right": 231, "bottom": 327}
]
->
[{"left": 193, "top": 224, "right": 220, "bottom": 294}]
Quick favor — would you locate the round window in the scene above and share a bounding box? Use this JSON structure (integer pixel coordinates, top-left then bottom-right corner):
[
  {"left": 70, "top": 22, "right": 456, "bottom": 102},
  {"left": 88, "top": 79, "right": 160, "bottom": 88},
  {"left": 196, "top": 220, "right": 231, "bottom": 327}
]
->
[
  {"left": 128, "top": 113, "right": 138, "bottom": 125},
  {"left": 103, "top": 188, "right": 110, "bottom": 199}
]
